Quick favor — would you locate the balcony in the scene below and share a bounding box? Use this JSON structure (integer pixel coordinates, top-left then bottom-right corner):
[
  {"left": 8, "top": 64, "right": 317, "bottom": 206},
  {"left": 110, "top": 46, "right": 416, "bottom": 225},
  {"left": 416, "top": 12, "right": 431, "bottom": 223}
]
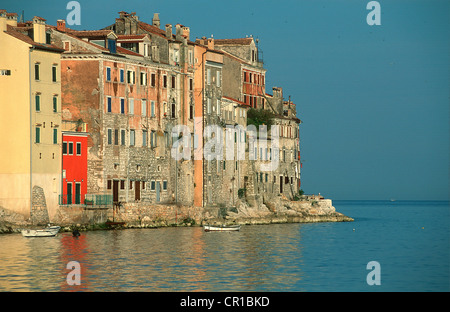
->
[{"left": 61, "top": 119, "right": 88, "bottom": 132}]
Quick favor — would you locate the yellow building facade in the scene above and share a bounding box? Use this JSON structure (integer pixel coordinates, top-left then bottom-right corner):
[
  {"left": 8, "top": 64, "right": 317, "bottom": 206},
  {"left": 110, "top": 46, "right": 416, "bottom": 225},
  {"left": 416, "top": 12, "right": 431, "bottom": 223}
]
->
[{"left": 0, "top": 12, "right": 64, "bottom": 221}]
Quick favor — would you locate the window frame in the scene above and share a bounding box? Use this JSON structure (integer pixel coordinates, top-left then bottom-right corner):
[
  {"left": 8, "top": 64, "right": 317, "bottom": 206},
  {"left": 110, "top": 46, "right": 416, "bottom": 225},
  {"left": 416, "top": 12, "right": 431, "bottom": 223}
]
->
[{"left": 76, "top": 142, "right": 81, "bottom": 155}]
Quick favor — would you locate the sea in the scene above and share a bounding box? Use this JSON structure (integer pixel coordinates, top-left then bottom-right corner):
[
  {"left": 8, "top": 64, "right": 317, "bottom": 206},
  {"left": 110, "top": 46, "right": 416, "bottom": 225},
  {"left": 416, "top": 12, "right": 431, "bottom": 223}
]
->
[{"left": 0, "top": 200, "right": 448, "bottom": 293}]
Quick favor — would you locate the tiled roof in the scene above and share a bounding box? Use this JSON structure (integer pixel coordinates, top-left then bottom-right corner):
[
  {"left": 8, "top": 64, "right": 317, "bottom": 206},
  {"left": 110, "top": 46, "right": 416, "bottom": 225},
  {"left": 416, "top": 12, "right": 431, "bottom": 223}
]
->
[
  {"left": 67, "top": 29, "right": 115, "bottom": 38},
  {"left": 138, "top": 21, "right": 167, "bottom": 38},
  {"left": 214, "top": 38, "right": 253, "bottom": 45},
  {"left": 4, "top": 24, "right": 64, "bottom": 52},
  {"left": 116, "top": 45, "right": 142, "bottom": 56},
  {"left": 223, "top": 96, "right": 249, "bottom": 107},
  {"left": 117, "top": 34, "right": 148, "bottom": 40}
]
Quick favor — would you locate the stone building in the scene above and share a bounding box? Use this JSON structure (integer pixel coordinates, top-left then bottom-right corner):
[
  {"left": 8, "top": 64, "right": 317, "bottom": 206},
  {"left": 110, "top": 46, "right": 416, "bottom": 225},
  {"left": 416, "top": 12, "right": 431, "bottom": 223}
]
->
[
  {"left": 1, "top": 10, "right": 302, "bottom": 225},
  {"left": 50, "top": 20, "right": 189, "bottom": 207},
  {"left": 103, "top": 12, "right": 196, "bottom": 206},
  {"left": 210, "top": 36, "right": 302, "bottom": 203}
]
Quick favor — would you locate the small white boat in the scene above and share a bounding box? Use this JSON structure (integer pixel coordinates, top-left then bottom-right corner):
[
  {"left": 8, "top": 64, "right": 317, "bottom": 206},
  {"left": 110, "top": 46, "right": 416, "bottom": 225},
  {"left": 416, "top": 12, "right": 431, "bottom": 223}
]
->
[
  {"left": 203, "top": 225, "right": 241, "bottom": 232},
  {"left": 21, "top": 225, "right": 61, "bottom": 237}
]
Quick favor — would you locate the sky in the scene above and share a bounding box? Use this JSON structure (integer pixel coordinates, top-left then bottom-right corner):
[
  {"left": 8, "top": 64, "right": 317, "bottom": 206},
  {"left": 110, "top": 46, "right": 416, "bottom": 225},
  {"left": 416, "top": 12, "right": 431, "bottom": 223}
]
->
[{"left": 2, "top": 0, "right": 449, "bottom": 200}]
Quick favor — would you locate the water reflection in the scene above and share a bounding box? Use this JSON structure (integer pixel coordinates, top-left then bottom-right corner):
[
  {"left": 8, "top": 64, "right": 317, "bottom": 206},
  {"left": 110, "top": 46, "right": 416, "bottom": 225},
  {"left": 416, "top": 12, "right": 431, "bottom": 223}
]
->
[{"left": 0, "top": 224, "right": 305, "bottom": 291}]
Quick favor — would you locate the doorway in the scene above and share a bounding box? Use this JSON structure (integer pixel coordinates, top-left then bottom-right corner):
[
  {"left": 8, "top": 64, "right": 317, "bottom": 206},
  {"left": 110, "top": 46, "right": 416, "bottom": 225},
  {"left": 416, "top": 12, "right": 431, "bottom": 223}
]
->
[
  {"left": 67, "top": 182, "right": 72, "bottom": 205},
  {"left": 279, "top": 176, "right": 283, "bottom": 194},
  {"left": 135, "top": 181, "right": 141, "bottom": 201},
  {"left": 75, "top": 183, "right": 81, "bottom": 204},
  {"left": 113, "top": 180, "right": 119, "bottom": 203}
]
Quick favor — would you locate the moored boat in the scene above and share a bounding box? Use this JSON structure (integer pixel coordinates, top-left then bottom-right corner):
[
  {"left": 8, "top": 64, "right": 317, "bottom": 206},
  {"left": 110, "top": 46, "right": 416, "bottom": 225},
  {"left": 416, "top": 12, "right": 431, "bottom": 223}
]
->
[
  {"left": 21, "top": 225, "right": 61, "bottom": 237},
  {"left": 203, "top": 225, "right": 241, "bottom": 232}
]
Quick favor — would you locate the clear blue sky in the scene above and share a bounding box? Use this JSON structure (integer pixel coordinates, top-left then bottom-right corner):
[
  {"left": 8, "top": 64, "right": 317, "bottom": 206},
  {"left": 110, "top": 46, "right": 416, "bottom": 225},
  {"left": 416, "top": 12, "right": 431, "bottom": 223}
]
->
[{"left": 3, "top": 0, "right": 449, "bottom": 200}]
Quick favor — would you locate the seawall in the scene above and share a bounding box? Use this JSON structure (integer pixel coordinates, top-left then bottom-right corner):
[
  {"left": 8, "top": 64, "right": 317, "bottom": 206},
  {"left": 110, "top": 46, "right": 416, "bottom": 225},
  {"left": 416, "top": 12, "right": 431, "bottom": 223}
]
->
[{"left": 0, "top": 196, "right": 353, "bottom": 234}]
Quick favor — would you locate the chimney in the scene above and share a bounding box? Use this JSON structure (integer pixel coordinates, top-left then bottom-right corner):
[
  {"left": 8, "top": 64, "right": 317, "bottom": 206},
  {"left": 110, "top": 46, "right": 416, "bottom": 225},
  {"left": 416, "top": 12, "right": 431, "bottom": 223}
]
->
[
  {"left": 0, "top": 11, "right": 6, "bottom": 32},
  {"left": 152, "top": 13, "right": 160, "bottom": 28},
  {"left": 5, "top": 12, "right": 18, "bottom": 27},
  {"left": 165, "top": 24, "right": 172, "bottom": 39},
  {"left": 182, "top": 26, "right": 190, "bottom": 41},
  {"left": 175, "top": 24, "right": 182, "bottom": 41},
  {"left": 207, "top": 37, "right": 214, "bottom": 50},
  {"left": 32, "top": 16, "right": 46, "bottom": 44},
  {"left": 56, "top": 19, "right": 65, "bottom": 32}
]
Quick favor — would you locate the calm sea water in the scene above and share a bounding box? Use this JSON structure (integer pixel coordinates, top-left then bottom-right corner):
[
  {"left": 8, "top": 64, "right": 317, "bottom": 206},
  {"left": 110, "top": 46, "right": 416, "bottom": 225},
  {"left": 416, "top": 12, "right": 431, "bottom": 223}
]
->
[{"left": 0, "top": 200, "right": 448, "bottom": 292}]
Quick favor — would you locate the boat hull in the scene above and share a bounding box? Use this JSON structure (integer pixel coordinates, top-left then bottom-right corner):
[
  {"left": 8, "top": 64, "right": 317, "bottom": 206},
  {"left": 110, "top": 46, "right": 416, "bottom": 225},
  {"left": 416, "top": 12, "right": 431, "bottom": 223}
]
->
[
  {"left": 203, "top": 225, "right": 241, "bottom": 232},
  {"left": 21, "top": 226, "right": 61, "bottom": 237}
]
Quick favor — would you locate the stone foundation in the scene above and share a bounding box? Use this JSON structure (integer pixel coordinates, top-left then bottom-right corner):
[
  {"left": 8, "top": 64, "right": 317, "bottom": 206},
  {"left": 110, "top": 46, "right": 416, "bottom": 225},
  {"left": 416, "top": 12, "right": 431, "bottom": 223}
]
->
[{"left": 0, "top": 195, "right": 353, "bottom": 234}]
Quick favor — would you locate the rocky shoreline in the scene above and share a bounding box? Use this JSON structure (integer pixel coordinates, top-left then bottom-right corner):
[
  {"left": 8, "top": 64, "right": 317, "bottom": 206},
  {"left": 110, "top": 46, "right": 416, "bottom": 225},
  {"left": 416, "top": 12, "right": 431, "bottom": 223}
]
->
[{"left": 0, "top": 196, "right": 353, "bottom": 235}]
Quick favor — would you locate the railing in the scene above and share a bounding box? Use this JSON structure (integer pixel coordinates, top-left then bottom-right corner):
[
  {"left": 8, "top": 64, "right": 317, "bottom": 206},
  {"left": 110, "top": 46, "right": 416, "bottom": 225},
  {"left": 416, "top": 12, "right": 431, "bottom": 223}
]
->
[{"left": 59, "top": 194, "right": 113, "bottom": 208}]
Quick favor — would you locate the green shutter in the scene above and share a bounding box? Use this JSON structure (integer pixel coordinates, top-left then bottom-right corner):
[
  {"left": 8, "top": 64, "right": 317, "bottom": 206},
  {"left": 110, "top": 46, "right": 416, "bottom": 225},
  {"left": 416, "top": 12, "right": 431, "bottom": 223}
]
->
[
  {"left": 35, "top": 95, "right": 40, "bottom": 111},
  {"left": 35, "top": 127, "right": 40, "bottom": 143}
]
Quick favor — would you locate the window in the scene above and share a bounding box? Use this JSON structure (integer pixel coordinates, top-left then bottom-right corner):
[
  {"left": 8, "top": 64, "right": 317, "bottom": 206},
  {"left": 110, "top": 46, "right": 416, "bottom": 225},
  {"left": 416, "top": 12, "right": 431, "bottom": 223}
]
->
[
  {"left": 0, "top": 69, "right": 11, "bottom": 75},
  {"left": 120, "top": 69, "right": 124, "bottom": 83},
  {"left": 163, "top": 180, "right": 167, "bottom": 190},
  {"left": 141, "top": 72, "right": 147, "bottom": 86},
  {"left": 108, "top": 129, "right": 112, "bottom": 145},
  {"left": 151, "top": 181, "right": 155, "bottom": 191},
  {"left": 143, "top": 44, "right": 149, "bottom": 57},
  {"left": 142, "top": 130, "right": 147, "bottom": 147},
  {"left": 128, "top": 98, "right": 134, "bottom": 115},
  {"left": 189, "top": 78, "right": 193, "bottom": 91},
  {"left": 171, "top": 101, "right": 176, "bottom": 118},
  {"left": 171, "top": 75, "right": 176, "bottom": 89},
  {"left": 189, "top": 104, "right": 194, "bottom": 120},
  {"left": 76, "top": 142, "right": 81, "bottom": 155},
  {"left": 216, "top": 99, "right": 220, "bottom": 115},
  {"left": 127, "top": 70, "right": 135, "bottom": 84},
  {"left": 130, "top": 129, "right": 135, "bottom": 146},
  {"left": 121, "top": 130, "right": 126, "bottom": 145},
  {"left": 216, "top": 71, "right": 221, "bottom": 87},
  {"left": 150, "top": 73, "right": 155, "bottom": 87},
  {"left": 207, "top": 98, "right": 211, "bottom": 114},
  {"left": 106, "top": 67, "right": 111, "bottom": 81},
  {"left": 53, "top": 96, "right": 58, "bottom": 112},
  {"left": 68, "top": 142, "right": 74, "bottom": 155},
  {"left": 163, "top": 75, "right": 167, "bottom": 88},
  {"left": 107, "top": 97, "right": 112, "bottom": 113},
  {"left": 35, "top": 127, "right": 41, "bottom": 143},
  {"left": 108, "top": 39, "right": 117, "bottom": 54},
  {"left": 63, "top": 142, "right": 67, "bottom": 154},
  {"left": 114, "top": 129, "right": 119, "bottom": 145},
  {"left": 107, "top": 180, "right": 112, "bottom": 190},
  {"left": 151, "top": 101, "right": 155, "bottom": 117},
  {"left": 34, "top": 63, "right": 40, "bottom": 80},
  {"left": 52, "top": 65, "right": 57, "bottom": 82},
  {"left": 207, "top": 68, "right": 211, "bottom": 85},
  {"left": 120, "top": 180, "right": 125, "bottom": 190},
  {"left": 35, "top": 94, "right": 40, "bottom": 112},
  {"left": 120, "top": 98, "right": 125, "bottom": 114},
  {"left": 150, "top": 130, "right": 156, "bottom": 147},
  {"left": 142, "top": 99, "right": 147, "bottom": 116},
  {"left": 63, "top": 41, "right": 71, "bottom": 51},
  {"left": 53, "top": 129, "right": 58, "bottom": 144}
]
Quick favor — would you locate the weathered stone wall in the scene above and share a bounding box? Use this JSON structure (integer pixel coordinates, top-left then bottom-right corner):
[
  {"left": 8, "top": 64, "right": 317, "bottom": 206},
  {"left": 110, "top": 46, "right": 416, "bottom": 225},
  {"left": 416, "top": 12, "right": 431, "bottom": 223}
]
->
[{"left": 30, "top": 186, "right": 50, "bottom": 225}]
